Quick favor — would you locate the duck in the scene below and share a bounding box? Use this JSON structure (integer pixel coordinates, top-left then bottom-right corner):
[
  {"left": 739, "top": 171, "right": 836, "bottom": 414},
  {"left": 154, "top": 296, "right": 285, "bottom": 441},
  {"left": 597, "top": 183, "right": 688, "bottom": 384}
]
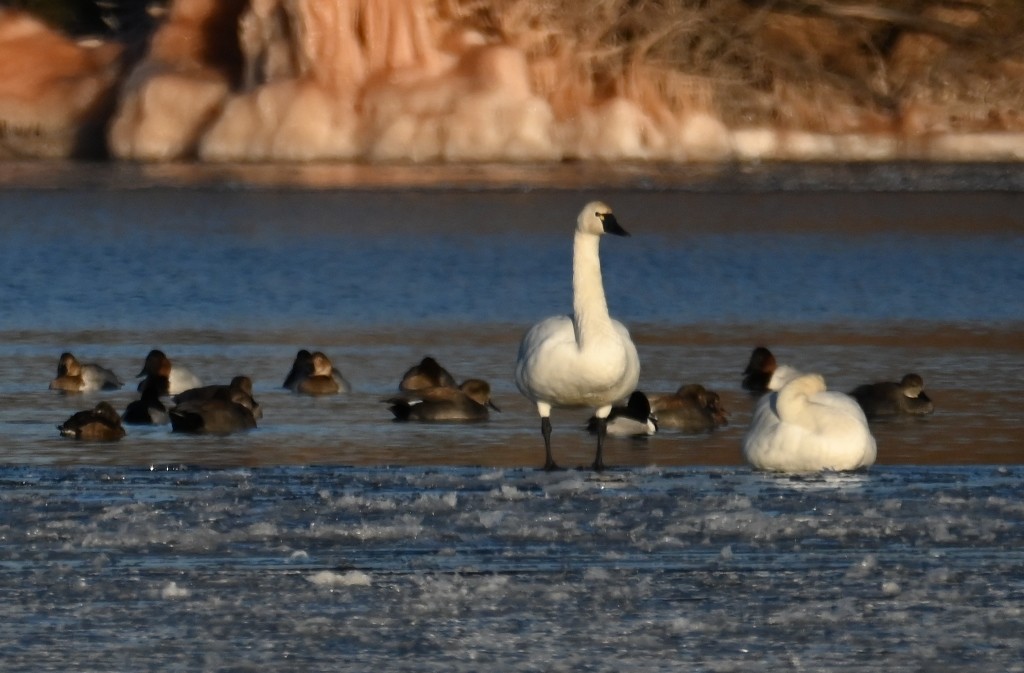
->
[
  {"left": 515, "top": 201, "right": 640, "bottom": 471},
  {"left": 648, "top": 383, "right": 728, "bottom": 433},
  {"left": 136, "top": 349, "right": 202, "bottom": 396},
  {"left": 169, "top": 386, "right": 258, "bottom": 435},
  {"left": 57, "top": 401, "right": 126, "bottom": 441},
  {"left": 742, "top": 372, "right": 877, "bottom": 473},
  {"left": 282, "top": 349, "right": 313, "bottom": 389},
  {"left": 173, "top": 376, "right": 262, "bottom": 419},
  {"left": 385, "top": 379, "right": 499, "bottom": 422},
  {"left": 849, "top": 373, "right": 935, "bottom": 419},
  {"left": 742, "top": 346, "right": 777, "bottom": 393},
  {"left": 283, "top": 350, "right": 351, "bottom": 394},
  {"left": 49, "top": 352, "right": 123, "bottom": 392},
  {"left": 587, "top": 391, "right": 656, "bottom": 437},
  {"left": 122, "top": 375, "right": 170, "bottom": 425},
  {"left": 398, "top": 356, "right": 457, "bottom": 391},
  {"left": 742, "top": 346, "right": 807, "bottom": 395}
]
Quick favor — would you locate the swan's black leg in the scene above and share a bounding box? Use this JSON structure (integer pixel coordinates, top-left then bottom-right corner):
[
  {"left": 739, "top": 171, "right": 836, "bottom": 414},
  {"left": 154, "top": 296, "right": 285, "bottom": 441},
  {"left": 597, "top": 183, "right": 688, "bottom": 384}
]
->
[
  {"left": 591, "top": 417, "right": 607, "bottom": 472},
  {"left": 542, "top": 416, "right": 559, "bottom": 471}
]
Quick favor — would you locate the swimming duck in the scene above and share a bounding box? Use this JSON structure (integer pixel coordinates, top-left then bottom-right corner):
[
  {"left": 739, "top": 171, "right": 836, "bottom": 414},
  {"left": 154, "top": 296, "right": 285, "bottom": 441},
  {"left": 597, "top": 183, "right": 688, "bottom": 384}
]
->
[
  {"left": 137, "top": 349, "right": 202, "bottom": 396},
  {"left": 282, "top": 349, "right": 313, "bottom": 389},
  {"left": 57, "top": 401, "right": 126, "bottom": 441},
  {"left": 283, "top": 350, "right": 350, "bottom": 394},
  {"left": 385, "top": 379, "right": 499, "bottom": 422},
  {"left": 169, "top": 386, "right": 258, "bottom": 435},
  {"left": 515, "top": 201, "right": 640, "bottom": 471},
  {"left": 649, "top": 383, "right": 728, "bottom": 433},
  {"left": 743, "top": 373, "right": 876, "bottom": 473},
  {"left": 741, "top": 346, "right": 776, "bottom": 393},
  {"left": 587, "top": 391, "right": 656, "bottom": 437},
  {"left": 398, "top": 356, "right": 457, "bottom": 391},
  {"left": 49, "top": 352, "right": 123, "bottom": 392},
  {"left": 742, "top": 347, "right": 807, "bottom": 395},
  {"left": 122, "top": 375, "right": 170, "bottom": 425},
  {"left": 173, "top": 375, "right": 262, "bottom": 419},
  {"left": 849, "top": 373, "right": 934, "bottom": 419}
]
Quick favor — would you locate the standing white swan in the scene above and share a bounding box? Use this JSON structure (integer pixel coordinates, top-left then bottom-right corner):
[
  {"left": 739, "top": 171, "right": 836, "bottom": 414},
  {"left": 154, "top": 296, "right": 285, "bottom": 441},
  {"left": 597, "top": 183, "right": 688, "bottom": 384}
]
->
[
  {"left": 515, "top": 201, "right": 640, "bottom": 471},
  {"left": 743, "top": 373, "right": 877, "bottom": 473}
]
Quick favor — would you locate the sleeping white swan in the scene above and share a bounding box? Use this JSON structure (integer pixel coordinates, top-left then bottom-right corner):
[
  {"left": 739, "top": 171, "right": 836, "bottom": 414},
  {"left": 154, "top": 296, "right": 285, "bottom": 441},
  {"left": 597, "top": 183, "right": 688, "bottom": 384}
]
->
[
  {"left": 515, "top": 201, "right": 640, "bottom": 471},
  {"left": 743, "top": 372, "right": 877, "bottom": 473}
]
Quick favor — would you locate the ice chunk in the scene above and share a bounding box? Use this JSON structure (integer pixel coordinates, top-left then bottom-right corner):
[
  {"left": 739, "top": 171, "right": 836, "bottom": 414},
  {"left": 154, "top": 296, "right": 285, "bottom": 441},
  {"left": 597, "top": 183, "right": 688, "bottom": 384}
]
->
[
  {"left": 161, "top": 581, "right": 191, "bottom": 599},
  {"left": 307, "top": 570, "right": 372, "bottom": 588}
]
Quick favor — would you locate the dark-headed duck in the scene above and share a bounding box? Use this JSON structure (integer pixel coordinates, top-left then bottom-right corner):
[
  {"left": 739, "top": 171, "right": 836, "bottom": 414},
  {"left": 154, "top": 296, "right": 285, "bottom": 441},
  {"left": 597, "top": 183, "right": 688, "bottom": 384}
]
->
[
  {"left": 123, "top": 375, "right": 170, "bottom": 425},
  {"left": 137, "top": 349, "right": 202, "bottom": 396},
  {"left": 587, "top": 391, "right": 657, "bottom": 437}
]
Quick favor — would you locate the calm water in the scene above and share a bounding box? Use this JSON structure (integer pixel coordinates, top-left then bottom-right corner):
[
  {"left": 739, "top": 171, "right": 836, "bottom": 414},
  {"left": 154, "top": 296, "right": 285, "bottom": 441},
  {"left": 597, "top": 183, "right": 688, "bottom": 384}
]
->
[{"left": 0, "top": 161, "right": 1022, "bottom": 670}]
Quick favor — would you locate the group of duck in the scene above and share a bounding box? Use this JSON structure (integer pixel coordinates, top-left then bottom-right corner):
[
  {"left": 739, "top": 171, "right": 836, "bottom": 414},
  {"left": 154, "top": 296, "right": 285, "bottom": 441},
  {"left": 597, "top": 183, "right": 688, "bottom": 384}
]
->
[
  {"left": 54, "top": 201, "right": 935, "bottom": 474},
  {"left": 51, "top": 349, "right": 501, "bottom": 440},
  {"left": 54, "top": 349, "right": 263, "bottom": 440}
]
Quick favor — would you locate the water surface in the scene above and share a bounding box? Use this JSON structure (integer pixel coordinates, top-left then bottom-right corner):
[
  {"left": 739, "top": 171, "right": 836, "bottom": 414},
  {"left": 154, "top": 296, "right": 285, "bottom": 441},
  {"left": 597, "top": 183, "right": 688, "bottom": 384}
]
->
[
  {"left": 0, "top": 162, "right": 1021, "bottom": 468},
  {"left": 0, "top": 162, "right": 1022, "bottom": 671}
]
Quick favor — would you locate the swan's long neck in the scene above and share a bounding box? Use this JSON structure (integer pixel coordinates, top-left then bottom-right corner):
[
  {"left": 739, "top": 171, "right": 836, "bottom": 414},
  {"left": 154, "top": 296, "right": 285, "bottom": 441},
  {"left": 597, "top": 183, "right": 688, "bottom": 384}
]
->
[{"left": 572, "top": 231, "right": 613, "bottom": 348}]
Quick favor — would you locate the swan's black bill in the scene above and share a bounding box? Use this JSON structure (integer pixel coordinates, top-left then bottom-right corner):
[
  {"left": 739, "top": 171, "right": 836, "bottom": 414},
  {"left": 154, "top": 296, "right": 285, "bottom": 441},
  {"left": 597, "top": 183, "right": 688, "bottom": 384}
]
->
[{"left": 599, "top": 213, "right": 629, "bottom": 237}]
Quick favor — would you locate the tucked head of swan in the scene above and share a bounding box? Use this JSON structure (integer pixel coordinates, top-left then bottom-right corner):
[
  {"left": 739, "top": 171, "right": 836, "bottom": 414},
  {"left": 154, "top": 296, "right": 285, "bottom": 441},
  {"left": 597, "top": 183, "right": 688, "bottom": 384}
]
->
[
  {"left": 786, "top": 373, "right": 827, "bottom": 398},
  {"left": 577, "top": 201, "right": 630, "bottom": 237}
]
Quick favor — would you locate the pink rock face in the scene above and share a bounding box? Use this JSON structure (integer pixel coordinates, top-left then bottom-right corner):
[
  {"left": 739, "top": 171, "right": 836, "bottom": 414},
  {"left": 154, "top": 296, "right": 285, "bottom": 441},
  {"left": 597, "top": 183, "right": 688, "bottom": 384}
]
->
[
  {"left": 0, "top": 10, "right": 123, "bottom": 158},
  {"left": 106, "top": 0, "right": 698, "bottom": 162},
  {"left": 10, "top": 1, "right": 1017, "bottom": 163}
]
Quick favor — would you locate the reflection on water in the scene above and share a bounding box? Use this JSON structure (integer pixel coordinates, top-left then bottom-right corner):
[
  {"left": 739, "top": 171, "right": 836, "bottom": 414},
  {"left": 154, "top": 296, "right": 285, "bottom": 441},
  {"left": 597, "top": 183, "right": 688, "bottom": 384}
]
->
[{"left": 0, "top": 163, "right": 1022, "bottom": 468}]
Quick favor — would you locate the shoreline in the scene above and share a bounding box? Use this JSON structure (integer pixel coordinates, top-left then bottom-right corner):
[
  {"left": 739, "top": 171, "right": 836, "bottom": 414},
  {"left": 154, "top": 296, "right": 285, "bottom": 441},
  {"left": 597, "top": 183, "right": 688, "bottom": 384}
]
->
[{"left": 2, "top": 155, "right": 1024, "bottom": 193}]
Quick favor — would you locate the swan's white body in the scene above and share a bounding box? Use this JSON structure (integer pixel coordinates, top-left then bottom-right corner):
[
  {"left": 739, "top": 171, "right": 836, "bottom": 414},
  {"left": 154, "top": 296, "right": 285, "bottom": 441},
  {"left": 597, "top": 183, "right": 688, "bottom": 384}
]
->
[
  {"left": 515, "top": 201, "right": 640, "bottom": 470},
  {"left": 743, "top": 373, "right": 877, "bottom": 473}
]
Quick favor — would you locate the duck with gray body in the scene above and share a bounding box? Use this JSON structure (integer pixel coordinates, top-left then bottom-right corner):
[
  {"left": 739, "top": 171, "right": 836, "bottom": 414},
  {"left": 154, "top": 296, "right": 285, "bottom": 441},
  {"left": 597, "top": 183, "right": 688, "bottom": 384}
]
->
[
  {"left": 386, "top": 379, "right": 499, "bottom": 422},
  {"left": 174, "top": 376, "right": 262, "bottom": 419},
  {"left": 169, "top": 386, "right": 258, "bottom": 435},
  {"left": 850, "top": 373, "right": 934, "bottom": 418}
]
